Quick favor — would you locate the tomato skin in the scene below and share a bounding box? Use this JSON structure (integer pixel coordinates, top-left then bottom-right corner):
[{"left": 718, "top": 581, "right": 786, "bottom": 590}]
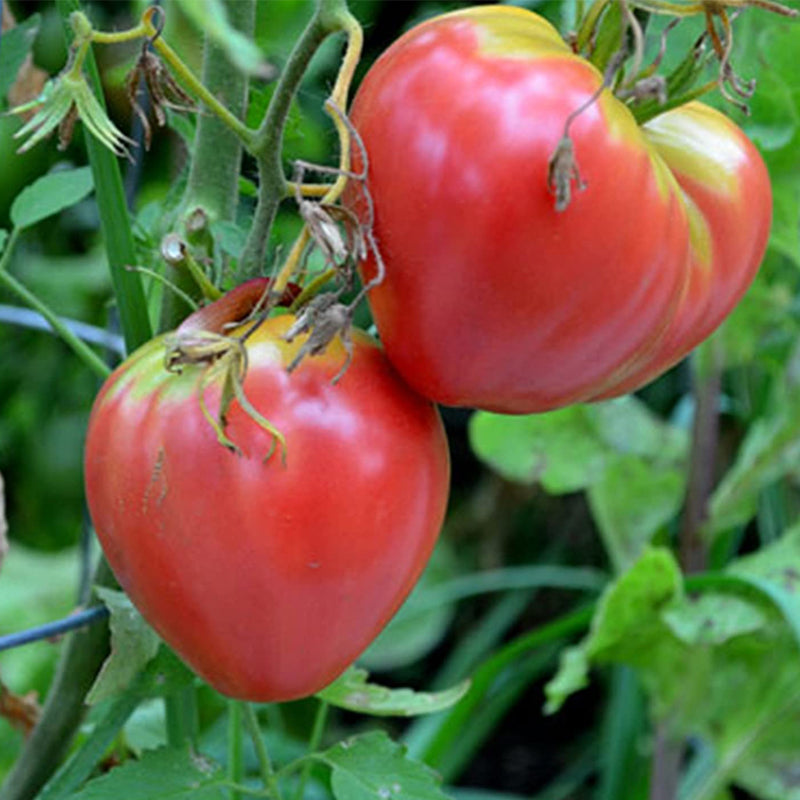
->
[
  {"left": 84, "top": 302, "right": 449, "bottom": 701},
  {"left": 346, "top": 6, "right": 771, "bottom": 412}
]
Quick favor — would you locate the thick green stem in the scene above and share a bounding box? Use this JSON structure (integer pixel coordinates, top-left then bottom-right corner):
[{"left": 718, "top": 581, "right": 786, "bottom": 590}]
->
[
  {"left": 0, "top": 558, "right": 116, "bottom": 800},
  {"left": 183, "top": 0, "right": 254, "bottom": 224},
  {"left": 239, "top": 0, "right": 351, "bottom": 277},
  {"left": 160, "top": 0, "right": 255, "bottom": 330}
]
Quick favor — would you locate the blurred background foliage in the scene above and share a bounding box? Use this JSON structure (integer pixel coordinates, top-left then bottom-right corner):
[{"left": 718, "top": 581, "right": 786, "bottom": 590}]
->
[{"left": 0, "top": 1, "right": 798, "bottom": 797}]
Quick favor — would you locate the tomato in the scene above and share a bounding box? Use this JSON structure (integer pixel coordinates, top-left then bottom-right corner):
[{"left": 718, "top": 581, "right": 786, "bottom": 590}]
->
[
  {"left": 345, "top": 5, "right": 771, "bottom": 413},
  {"left": 84, "top": 281, "right": 450, "bottom": 702}
]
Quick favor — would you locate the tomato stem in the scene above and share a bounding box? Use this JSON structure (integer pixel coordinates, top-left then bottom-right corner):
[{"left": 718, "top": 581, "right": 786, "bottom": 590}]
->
[
  {"left": 293, "top": 700, "right": 330, "bottom": 800},
  {"left": 239, "top": 0, "right": 361, "bottom": 278},
  {"left": 243, "top": 704, "right": 284, "bottom": 800},
  {"left": 228, "top": 701, "right": 244, "bottom": 800}
]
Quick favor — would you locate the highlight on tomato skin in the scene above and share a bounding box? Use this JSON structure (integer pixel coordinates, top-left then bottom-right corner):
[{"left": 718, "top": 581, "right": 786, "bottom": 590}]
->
[
  {"left": 344, "top": 5, "right": 772, "bottom": 414},
  {"left": 83, "top": 293, "right": 451, "bottom": 702}
]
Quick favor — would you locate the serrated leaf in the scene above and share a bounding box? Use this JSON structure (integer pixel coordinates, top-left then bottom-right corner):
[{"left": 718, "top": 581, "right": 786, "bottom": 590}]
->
[
  {"left": 10, "top": 167, "right": 94, "bottom": 230},
  {"left": 317, "top": 667, "right": 469, "bottom": 717},
  {"left": 0, "top": 13, "right": 41, "bottom": 105},
  {"left": 319, "top": 731, "right": 451, "bottom": 800},
  {"left": 64, "top": 746, "right": 225, "bottom": 800},
  {"left": 87, "top": 587, "right": 160, "bottom": 704}
]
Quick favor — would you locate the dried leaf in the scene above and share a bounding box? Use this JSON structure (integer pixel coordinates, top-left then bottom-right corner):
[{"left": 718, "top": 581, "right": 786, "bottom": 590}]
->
[{"left": 0, "top": 675, "right": 41, "bottom": 738}]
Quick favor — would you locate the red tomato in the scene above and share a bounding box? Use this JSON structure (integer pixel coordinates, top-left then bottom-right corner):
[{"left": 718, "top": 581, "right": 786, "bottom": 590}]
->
[
  {"left": 84, "top": 282, "right": 450, "bottom": 702},
  {"left": 345, "top": 6, "right": 771, "bottom": 413}
]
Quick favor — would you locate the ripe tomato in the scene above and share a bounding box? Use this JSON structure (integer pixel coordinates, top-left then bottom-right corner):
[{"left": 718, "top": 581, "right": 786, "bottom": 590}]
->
[
  {"left": 84, "top": 281, "right": 450, "bottom": 702},
  {"left": 345, "top": 6, "right": 771, "bottom": 413}
]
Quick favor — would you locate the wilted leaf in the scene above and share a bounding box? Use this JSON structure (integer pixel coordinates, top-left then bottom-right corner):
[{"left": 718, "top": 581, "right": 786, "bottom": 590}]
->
[
  {"left": 0, "top": 8, "right": 42, "bottom": 108},
  {"left": 0, "top": 676, "right": 40, "bottom": 737}
]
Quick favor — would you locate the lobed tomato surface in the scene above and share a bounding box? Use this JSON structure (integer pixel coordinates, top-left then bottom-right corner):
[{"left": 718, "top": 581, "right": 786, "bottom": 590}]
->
[
  {"left": 345, "top": 5, "right": 772, "bottom": 413},
  {"left": 84, "top": 288, "right": 450, "bottom": 702}
]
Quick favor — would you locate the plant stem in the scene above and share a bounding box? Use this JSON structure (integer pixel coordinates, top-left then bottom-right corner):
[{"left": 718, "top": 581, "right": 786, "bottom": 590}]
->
[
  {"left": 293, "top": 700, "right": 329, "bottom": 800},
  {"left": 181, "top": 0, "right": 254, "bottom": 225},
  {"left": 679, "top": 342, "right": 723, "bottom": 574},
  {"left": 650, "top": 723, "right": 684, "bottom": 800},
  {"left": 228, "top": 701, "right": 244, "bottom": 800},
  {"left": 0, "top": 229, "right": 110, "bottom": 379},
  {"left": 0, "top": 557, "right": 116, "bottom": 800},
  {"left": 239, "top": 0, "right": 353, "bottom": 277},
  {"left": 160, "top": 0, "right": 255, "bottom": 329},
  {"left": 243, "top": 704, "right": 283, "bottom": 800},
  {"left": 164, "top": 687, "right": 199, "bottom": 748},
  {"left": 143, "top": 8, "right": 253, "bottom": 149},
  {"left": 648, "top": 341, "right": 723, "bottom": 800},
  {"left": 57, "top": 0, "right": 152, "bottom": 352}
]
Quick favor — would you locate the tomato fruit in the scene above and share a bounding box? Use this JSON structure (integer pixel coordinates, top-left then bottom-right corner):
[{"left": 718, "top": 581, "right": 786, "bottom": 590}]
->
[
  {"left": 84, "top": 282, "right": 450, "bottom": 701},
  {"left": 345, "top": 5, "right": 771, "bottom": 413}
]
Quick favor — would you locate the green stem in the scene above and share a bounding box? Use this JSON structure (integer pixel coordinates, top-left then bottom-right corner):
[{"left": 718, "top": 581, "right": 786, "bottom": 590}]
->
[
  {"left": 0, "top": 229, "right": 110, "bottom": 379},
  {"left": 159, "top": 0, "right": 254, "bottom": 329},
  {"left": 151, "top": 35, "right": 253, "bottom": 149},
  {"left": 243, "top": 704, "right": 283, "bottom": 800},
  {"left": 229, "top": 702, "right": 244, "bottom": 800},
  {"left": 164, "top": 687, "right": 199, "bottom": 748},
  {"left": 293, "top": 701, "right": 329, "bottom": 800},
  {"left": 182, "top": 0, "right": 254, "bottom": 224},
  {"left": 0, "top": 557, "right": 116, "bottom": 800},
  {"left": 239, "top": 0, "right": 351, "bottom": 277},
  {"left": 57, "top": 0, "right": 152, "bottom": 352}
]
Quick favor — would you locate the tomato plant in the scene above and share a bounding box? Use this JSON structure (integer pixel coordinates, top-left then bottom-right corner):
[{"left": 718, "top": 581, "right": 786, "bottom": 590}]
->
[
  {"left": 346, "top": 5, "right": 772, "bottom": 413},
  {"left": 84, "top": 281, "right": 450, "bottom": 702}
]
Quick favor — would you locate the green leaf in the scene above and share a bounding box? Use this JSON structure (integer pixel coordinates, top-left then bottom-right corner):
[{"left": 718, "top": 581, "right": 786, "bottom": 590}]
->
[
  {"left": 62, "top": 746, "right": 225, "bottom": 800},
  {"left": 318, "top": 731, "right": 452, "bottom": 800},
  {"left": 545, "top": 548, "right": 685, "bottom": 714},
  {"left": 86, "top": 588, "right": 161, "bottom": 704},
  {"left": 588, "top": 455, "right": 685, "bottom": 572},
  {"left": 0, "top": 13, "right": 41, "bottom": 106},
  {"left": 10, "top": 167, "right": 93, "bottom": 230},
  {"left": 662, "top": 594, "right": 767, "bottom": 646},
  {"left": 0, "top": 230, "right": 8, "bottom": 255},
  {"left": 173, "top": 0, "right": 271, "bottom": 78},
  {"left": 708, "top": 407, "right": 800, "bottom": 538},
  {"left": 469, "top": 397, "right": 687, "bottom": 494},
  {"left": 210, "top": 220, "right": 248, "bottom": 260},
  {"left": 469, "top": 406, "right": 607, "bottom": 490},
  {"left": 317, "top": 667, "right": 470, "bottom": 717}
]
